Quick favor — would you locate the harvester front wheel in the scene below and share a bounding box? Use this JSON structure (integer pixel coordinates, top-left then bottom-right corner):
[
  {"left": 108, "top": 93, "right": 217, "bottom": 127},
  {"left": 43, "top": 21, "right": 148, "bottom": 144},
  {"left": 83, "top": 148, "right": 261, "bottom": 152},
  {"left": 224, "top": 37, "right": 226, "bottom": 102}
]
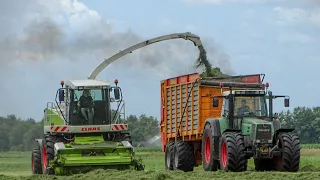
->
[
  {"left": 274, "top": 132, "right": 300, "bottom": 172},
  {"left": 31, "top": 143, "right": 42, "bottom": 174},
  {"left": 165, "top": 141, "right": 174, "bottom": 170},
  {"left": 173, "top": 140, "right": 195, "bottom": 172},
  {"left": 219, "top": 132, "right": 247, "bottom": 172},
  {"left": 42, "top": 134, "right": 62, "bottom": 175},
  {"left": 201, "top": 124, "right": 218, "bottom": 171}
]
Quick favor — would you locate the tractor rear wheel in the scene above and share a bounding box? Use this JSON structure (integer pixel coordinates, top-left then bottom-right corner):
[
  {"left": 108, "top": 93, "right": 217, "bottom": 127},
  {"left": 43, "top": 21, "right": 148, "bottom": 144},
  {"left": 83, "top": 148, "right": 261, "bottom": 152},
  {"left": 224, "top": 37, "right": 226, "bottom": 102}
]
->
[
  {"left": 201, "top": 124, "right": 218, "bottom": 171},
  {"left": 165, "top": 141, "right": 174, "bottom": 170},
  {"left": 219, "top": 132, "right": 247, "bottom": 172},
  {"left": 31, "top": 143, "right": 42, "bottom": 174},
  {"left": 173, "top": 140, "right": 196, "bottom": 172},
  {"left": 274, "top": 132, "right": 300, "bottom": 172}
]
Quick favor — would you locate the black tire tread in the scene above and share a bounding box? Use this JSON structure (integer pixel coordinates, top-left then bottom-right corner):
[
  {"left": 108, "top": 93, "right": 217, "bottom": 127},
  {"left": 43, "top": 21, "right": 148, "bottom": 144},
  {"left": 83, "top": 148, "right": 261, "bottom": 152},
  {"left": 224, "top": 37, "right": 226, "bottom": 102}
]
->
[
  {"left": 220, "top": 132, "right": 247, "bottom": 172},
  {"left": 32, "top": 147, "right": 42, "bottom": 174},
  {"left": 174, "top": 140, "right": 195, "bottom": 172},
  {"left": 277, "top": 132, "right": 300, "bottom": 172},
  {"left": 165, "top": 141, "right": 174, "bottom": 170}
]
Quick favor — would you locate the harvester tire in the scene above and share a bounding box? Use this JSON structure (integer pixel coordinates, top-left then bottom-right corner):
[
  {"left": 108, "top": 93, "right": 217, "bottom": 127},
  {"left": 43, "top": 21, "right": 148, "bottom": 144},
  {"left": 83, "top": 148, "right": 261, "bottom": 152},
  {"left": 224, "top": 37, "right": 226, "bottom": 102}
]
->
[
  {"left": 274, "top": 132, "right": 300, "bottom": 172},
  {"left": 201, "top": 124, "right": 218, "bottom": 171},
  {"left": 219, "top": 132, "right": 247, "bottom": 172},
  {"left": 121, "top": 133, "right": 133, "bottom": 145},
  {"left": 31, "top": 143, "right": 42, "bottom": 174},
  {"left": 173, "top": 140, "right": 195, "bottom": 172},
  {"left": 165, "top": 141, "right": 174, "bottom": 170},
  {"left": 254, "top": 159, "right": 275, "bottom": 171},
  {"left": 42, "top": 134, "right": 63, "bottom": 175}
]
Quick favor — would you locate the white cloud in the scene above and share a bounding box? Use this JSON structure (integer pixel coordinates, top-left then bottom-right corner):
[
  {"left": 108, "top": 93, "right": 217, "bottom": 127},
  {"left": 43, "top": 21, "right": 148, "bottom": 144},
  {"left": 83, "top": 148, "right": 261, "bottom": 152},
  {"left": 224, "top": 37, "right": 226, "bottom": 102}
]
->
[
  {"left": 273, "top": 6, "right": 320, "bottom": 27},
  {"left": 182, "top": 0, "right": 285, "bottom": 5},
  {"left": 278, "top": 32, "right": 314, "bottom": 44}
]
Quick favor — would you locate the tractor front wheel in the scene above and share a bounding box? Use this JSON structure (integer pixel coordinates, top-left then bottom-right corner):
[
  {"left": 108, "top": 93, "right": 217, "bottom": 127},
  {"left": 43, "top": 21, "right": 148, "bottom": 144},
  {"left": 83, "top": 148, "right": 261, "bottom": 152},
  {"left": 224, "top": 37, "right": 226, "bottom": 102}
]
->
[
  {"left": 219, "top": 132, "right": 247, "bottom": 172},
  {"left": 274, "top": 132, "right": 300, "bottom": 172}
]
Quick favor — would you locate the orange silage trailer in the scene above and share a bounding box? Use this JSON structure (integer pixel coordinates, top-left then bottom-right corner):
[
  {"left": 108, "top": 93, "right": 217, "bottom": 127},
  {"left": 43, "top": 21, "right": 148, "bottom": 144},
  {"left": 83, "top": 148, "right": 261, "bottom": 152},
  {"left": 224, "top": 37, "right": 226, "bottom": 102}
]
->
[{"left": 160, "top": 72, "right": 265, "bottom": 171}]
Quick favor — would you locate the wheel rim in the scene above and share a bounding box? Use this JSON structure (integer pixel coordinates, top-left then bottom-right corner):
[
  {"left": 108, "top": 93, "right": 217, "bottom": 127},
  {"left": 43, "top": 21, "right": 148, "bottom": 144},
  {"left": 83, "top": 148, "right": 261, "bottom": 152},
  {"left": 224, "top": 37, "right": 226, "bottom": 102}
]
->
[
  {"left": 42, "top": 146, "right": 47, "bottom": 169},
  {"left": 221, "top": 141, "right": 227, "bottom": 167},
  {"left": 204, "top": 136, "right": 211, "bottom": 163}
]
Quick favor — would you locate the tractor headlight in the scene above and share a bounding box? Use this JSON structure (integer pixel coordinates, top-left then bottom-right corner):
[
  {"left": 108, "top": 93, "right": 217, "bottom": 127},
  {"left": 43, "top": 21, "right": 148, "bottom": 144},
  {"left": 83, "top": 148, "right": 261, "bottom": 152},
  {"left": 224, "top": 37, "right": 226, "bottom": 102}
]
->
[{"left": 256, "top": 140, "right": 261, "bottom": 143}]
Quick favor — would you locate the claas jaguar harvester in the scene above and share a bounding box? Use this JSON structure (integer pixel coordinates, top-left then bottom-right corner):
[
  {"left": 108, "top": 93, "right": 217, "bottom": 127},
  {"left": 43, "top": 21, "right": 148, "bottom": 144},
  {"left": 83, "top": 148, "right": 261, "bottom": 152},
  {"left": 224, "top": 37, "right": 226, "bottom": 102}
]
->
[
  {"left": 31, "top": 79, "right": 144, "bottom": 175},
  {"left": 160, "top": 73, "right": 300, "bottom": 172}
]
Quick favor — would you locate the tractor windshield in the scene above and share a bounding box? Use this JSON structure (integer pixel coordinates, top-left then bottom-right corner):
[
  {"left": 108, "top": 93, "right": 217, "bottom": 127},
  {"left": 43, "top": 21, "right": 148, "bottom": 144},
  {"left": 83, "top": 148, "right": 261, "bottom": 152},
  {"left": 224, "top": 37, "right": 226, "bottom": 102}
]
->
[{"left": 234, "top": 95, "right": 268, "bottom": 117}]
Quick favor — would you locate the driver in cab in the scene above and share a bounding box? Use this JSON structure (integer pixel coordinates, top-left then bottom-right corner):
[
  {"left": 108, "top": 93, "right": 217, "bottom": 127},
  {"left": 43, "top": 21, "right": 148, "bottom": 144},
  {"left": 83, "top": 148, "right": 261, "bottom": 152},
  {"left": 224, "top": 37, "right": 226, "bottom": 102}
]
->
[
  {"left": 78, "top": 89, "right": 94, "bottom": 122},
  {"left": 237, "top": 99, "right": 252, "bottom": 115}
]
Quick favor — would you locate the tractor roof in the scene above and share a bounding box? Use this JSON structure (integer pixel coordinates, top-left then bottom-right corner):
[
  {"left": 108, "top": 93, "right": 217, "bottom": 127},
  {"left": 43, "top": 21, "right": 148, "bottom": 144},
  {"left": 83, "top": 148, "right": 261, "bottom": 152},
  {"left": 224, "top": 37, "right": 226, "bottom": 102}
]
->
[{"left": 65, "top": 79, "right": 110, "bottom": 89}]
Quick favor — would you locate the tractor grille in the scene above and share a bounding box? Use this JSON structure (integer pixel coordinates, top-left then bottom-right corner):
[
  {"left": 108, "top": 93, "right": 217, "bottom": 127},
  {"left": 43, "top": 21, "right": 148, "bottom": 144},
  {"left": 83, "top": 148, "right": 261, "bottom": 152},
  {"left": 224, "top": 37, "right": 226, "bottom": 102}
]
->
[{"left": 255, "top": 124, "right": 272, "bottom": 140}]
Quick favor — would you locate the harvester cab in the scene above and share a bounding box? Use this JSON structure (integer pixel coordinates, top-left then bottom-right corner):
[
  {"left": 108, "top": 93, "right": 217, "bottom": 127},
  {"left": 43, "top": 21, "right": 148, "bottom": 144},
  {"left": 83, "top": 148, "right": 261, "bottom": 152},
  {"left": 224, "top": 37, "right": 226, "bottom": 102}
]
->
[{"left": 32, "top": 79, "right": 144, "bottom": 175}]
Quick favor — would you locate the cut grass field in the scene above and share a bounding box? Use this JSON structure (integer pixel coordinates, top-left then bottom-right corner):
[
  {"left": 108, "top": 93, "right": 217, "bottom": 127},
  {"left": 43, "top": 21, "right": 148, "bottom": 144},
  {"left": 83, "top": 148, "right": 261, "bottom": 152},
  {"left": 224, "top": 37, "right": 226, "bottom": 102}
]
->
[{"left": 1, "top": 145, "right": 320, "bottom": 180}]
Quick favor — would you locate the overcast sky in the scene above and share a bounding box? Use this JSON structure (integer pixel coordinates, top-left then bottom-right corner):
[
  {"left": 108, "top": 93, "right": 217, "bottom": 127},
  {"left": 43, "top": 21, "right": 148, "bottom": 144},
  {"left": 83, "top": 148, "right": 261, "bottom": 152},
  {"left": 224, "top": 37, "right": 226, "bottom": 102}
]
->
[{"left": 0, "top": 0, "right": 319, "bottom": 121}]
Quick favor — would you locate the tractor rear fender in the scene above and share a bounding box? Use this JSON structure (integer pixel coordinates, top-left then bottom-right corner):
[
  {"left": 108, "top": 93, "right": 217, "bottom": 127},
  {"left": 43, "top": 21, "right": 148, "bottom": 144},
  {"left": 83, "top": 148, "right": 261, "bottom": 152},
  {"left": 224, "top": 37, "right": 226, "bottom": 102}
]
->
[
  {"left": 272, "top": 128, "right": 295, "bottom": 144},
  {"left": 204, "top": 118, "right": 221, "bottom": 137},
  {"left": 203, "top": 118, "right": 221, "bottom": 160}
]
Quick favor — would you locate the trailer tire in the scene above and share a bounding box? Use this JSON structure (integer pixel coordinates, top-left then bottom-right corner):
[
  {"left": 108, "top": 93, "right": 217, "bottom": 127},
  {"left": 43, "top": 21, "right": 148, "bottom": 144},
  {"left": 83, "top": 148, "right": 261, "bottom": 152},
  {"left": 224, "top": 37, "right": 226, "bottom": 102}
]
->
[
  {"left": 274, "top": 132, "right": 300, "bottom": 172},
  {"left": 202, "top": 124, "right": 218, "bottom": 171},
  {"left": 31, "top": 143, "right": 42, "bottom": 174},
  {"left": 219, "top": 132, "right": 247, "bottom": 172},
  {"left": 173, "top": 140, "right": 195, "bottom": 172},
  {"left": 165, "top": 141, "right": 174, "bottom": 170}
]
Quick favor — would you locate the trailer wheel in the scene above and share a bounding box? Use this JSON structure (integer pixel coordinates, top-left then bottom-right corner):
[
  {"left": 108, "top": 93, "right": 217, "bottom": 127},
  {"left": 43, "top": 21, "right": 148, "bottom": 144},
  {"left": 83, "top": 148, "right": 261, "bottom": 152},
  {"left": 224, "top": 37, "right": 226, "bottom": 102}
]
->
[
  {"left": 201, "top": 124, "right": 218, "bottom": 171},
  {"left": 219, "top": 132, "right": 247, "bottom": 172},
  {"left": 274, "top": 132, "right": 300, "bottom": 172},
  {"left": 254, "top": 159, "right": 275, "bottom": 171},
  {"left": 31, "top": 143, "right": 42, "bottom": 174},
  {"left": 173, "top": 140, "right": 195, "bottom": 172},
  {"left": 165, "top": 141, "right": 174, "bottom": 170}
]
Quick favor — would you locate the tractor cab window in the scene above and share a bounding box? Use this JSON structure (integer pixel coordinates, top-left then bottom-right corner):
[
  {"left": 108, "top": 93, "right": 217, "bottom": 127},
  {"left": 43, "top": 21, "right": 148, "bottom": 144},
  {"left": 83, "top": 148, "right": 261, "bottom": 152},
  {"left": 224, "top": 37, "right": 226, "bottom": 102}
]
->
[
  {"left": 222, "top": 99, "right": 229, "bottom": 117},
  {"left": 234, "top": 96, "right": 267, "bottom": 117}
]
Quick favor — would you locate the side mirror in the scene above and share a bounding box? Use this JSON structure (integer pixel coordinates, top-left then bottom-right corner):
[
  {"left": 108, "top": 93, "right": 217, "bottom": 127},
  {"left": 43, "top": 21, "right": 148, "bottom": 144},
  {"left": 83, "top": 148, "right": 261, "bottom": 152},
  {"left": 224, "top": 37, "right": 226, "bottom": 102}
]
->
[
  {"left": 58, "top": 89, "right": 65, "bottom": 102},
  {"left": 212, "top": 97, "right": 219, "bottom": 107},
  {"left": 114, "top": 87, "right": 120, "bottom": 100},
  {"left": 284, "top": 98, "right": 289, "bottom": 107}
]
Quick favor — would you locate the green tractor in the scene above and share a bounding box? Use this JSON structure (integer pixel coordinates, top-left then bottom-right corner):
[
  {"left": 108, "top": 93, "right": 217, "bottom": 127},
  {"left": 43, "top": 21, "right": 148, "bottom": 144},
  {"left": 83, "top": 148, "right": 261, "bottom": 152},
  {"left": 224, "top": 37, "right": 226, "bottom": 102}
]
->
[
  {"left": 31, "top": 79, "right": 144, "bottom": 175},
  {"left": 202, "top": 82, "right": 300, "bottom": 172}
]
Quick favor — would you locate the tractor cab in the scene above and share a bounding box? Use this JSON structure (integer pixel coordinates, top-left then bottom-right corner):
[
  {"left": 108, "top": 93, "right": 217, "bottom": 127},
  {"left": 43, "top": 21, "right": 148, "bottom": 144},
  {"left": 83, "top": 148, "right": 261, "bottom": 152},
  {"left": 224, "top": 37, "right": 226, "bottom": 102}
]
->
[
  {"left": 213, "top": 88, "right": 290, "bottom": 123},
  {"left": 44, "top": 79, "right": 125, "bottom": 126}
]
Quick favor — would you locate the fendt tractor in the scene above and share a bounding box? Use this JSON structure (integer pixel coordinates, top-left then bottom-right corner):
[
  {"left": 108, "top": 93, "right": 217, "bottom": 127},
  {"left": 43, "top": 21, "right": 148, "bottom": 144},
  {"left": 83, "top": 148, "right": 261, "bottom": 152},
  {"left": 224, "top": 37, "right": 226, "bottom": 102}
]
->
[
  {"left": 31, "top": 79, "right": 144, "bottom": 175},
  {"left": 160, "top": 73, "right": 300, "bottom": 172}
]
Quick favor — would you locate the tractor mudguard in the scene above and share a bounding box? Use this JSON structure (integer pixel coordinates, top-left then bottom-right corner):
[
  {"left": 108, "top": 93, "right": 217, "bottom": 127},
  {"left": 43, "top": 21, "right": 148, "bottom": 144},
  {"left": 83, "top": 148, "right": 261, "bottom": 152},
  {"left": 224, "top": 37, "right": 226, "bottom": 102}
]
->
[
  {"left": 273, "top": 128, "right": 295, "bottom": 143},
  {"left": 204, "top": 118, "right": 221, "bottom": 160},
  {"left": 204, "top": 118, "right": 221, "bottom": 137}
]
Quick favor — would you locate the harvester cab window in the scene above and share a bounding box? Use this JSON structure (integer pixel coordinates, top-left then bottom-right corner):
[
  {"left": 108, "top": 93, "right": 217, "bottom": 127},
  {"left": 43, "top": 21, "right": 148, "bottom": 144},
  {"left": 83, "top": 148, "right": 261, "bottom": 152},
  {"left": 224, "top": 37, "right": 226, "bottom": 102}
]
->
[{"left": 70, "top": 88, "right": 108, "bottom": 125}]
